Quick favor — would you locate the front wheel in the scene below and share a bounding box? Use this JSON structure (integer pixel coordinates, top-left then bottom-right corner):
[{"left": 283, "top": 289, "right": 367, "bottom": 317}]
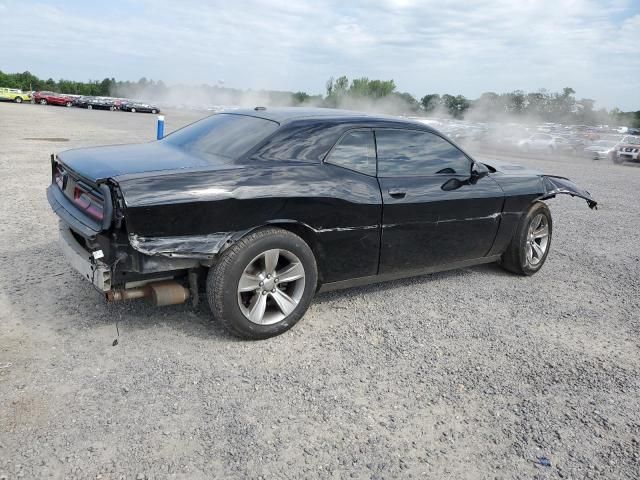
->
[
  {"left": 65, "top": 101, "right": 73, "bottom": 107},
  {"left": 207, "top": 228, "right": 317, "bottom": 339},
  {"left": 39, "top": 99, "right": 47, "bottom": 105},
  {"left": 15, "top": 96, "right": 23, "bottom": 103},
  {"left": 500, "top": 202, "right": 552, "bottom": 275},
  {"left": 87, "top": 104, "right": 93, "bottom": 110}
]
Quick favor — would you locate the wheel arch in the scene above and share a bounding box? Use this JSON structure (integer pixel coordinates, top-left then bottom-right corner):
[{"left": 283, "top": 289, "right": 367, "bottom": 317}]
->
[{"left": 222, "top": 220, "right": 326, "bottom": 284}]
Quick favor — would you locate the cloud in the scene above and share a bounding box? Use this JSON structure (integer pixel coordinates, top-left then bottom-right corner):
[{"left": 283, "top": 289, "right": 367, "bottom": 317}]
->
[{"left": 0, "top": 0, "right": 637, "bottom": 109}]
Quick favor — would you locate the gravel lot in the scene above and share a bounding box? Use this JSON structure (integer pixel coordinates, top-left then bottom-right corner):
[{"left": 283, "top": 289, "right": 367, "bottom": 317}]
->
[{"left": 1, "top": 102, "right": 639, "bottom": 480}]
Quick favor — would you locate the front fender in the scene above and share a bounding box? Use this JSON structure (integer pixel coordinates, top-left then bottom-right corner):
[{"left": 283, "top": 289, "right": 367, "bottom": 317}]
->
[{"left": 539, "top": 175, "right": 598, "bottom": 209}]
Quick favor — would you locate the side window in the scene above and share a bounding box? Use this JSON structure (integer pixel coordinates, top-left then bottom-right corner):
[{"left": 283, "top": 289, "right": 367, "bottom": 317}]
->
[
  {"left": 375, "top": 129, "right": 470, "bottom": 177},
  {"left": 325, "top": 130, "right": 376, "bottom": 176}
]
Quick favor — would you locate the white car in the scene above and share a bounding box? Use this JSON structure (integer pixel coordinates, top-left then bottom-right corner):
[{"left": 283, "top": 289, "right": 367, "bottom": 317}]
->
[
  {"left": 583, "top": 140, "right": 617, "bottom": 161},
  {"left": 518, "top": 133, "right": 574, "bottom": 154},
  {"left": 615, "top": 135, "right": 640, "bottom": 163}
]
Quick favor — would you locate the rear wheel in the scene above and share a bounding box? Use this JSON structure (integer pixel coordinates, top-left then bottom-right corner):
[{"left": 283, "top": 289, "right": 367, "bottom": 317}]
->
[
  {"left": 65, "top": 101, "right": 73, "bottom": 107},
  {"left": 87, "top": 104, "right": 93, "bottom": 110},
  {"left": 39, "top": 99, "right": 47, "bottom": 105},
  {"left": 15, "top": 96, "right": 23, "bottom": 103},
  {"left": 207, "top": 227, "right": 317, "bottom": 339},
  {"left": 151, "top": 109, "right": 157, "bottom": 114},
  {"left": 131, "top": 108, "right": 136, "bottom": 113},
  {"left": 500, "top": 202, "right": 552, "bottom": 275}
]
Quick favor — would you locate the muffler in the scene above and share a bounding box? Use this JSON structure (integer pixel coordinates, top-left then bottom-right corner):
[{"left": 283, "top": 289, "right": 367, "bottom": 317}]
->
[{"left": 106, "top": 280, "right": 190, "bottom": 306}]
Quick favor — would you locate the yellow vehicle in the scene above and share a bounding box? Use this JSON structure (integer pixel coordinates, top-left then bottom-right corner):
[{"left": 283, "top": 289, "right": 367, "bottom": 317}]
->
[{"left": 0, "top": 87, "right": 31, "bottom": 103}]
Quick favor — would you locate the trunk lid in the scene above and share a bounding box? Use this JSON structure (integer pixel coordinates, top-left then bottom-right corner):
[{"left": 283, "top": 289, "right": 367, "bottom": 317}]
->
[{"left": 57, "top": 142, "right": 232, "bottom": 183}]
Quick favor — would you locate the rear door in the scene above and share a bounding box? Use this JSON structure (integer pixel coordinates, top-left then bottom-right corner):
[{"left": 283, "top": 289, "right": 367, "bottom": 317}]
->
[{"left": 375, "top": 128, "right": 504, "bottom": 274}]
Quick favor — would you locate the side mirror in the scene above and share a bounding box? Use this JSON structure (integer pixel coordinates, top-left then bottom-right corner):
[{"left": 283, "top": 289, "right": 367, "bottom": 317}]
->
[
  {"left": 441, "top": 177, "right": 464, "bottom": 191},
  {"left": 469, "top": 162, "right": 489, "bottom": 184}
]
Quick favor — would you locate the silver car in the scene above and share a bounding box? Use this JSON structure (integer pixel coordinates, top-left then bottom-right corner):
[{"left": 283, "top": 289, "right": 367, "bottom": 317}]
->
[
  {"left": 615, "top": 135, "right": 640, "bottom": 163},
  {"left": 583, "top": 140, "right": 617, "bottom": 161}
]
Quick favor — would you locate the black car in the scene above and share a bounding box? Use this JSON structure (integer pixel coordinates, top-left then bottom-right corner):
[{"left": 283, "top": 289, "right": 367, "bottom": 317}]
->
[
  {"left": 73, "top": 96, "right": 117, "bottom": 110},
  {"left": 47, "top": 108, "right": 597, "bottom": 339},
  {"left": 120, "top": 101, "right": 160, "bottom": 114}
]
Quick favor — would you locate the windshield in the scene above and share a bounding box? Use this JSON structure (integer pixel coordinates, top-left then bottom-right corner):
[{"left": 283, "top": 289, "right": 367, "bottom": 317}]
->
[{"left": 164, "top": 113, "right": 279, "bottom": 159}]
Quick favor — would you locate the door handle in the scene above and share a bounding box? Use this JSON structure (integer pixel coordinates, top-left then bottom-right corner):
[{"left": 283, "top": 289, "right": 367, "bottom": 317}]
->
[{"left": 388, "top": 189, "right": 406, "bottom": 199}]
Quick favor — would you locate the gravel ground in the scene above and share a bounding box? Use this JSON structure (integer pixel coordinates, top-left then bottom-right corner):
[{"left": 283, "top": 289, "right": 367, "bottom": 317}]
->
[{"left": 0, "top": 102, "right": 639, "bottom": 480}]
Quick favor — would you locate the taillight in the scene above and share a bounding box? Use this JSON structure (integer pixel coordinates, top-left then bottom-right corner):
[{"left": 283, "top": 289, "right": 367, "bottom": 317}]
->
[
  {"left": 54, "top": 165, "right": 65, "bottom": 189},
  {"left": 73, "top": 186, "right": 104, "bottom": 220}
]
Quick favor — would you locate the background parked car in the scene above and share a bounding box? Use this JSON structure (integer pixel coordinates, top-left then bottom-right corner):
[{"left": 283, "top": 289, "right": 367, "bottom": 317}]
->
[
  {"left": 33, "top": 91, "right": 75, "bottom": 107},
  {"left": 583, "top": 140, "right": 618, "bottom": 161},
  {"left": 615, "top": 135, "right": 640, "bottom": 163},
  {"left": 74, "top": 96, "right": 117, "bottom": 110},
  {"left": 518, "top": 133, "right": 577, "bottom": 155},
  {"left": 0, "top": 87, "right": 31, "bottom": 103},
  {"left": 120, "top": 101, "right": 160, "bottom": 113}
]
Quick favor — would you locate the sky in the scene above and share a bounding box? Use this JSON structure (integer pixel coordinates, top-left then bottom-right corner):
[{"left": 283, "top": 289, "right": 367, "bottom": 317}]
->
[{"left": 0, "top": 0, "right": 639, "bottom": 110}]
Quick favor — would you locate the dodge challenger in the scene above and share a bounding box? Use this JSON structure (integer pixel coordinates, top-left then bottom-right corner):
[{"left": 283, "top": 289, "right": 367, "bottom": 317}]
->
[{"left": 47, "top": 108, "right": 597, "bottom": 339}]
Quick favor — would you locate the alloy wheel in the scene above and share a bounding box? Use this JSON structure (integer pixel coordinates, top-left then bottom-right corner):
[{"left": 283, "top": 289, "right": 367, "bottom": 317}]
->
[
  {"left": 525, "top": 213, "right": 549, "bottom": 266},
  {"left": 237, "top": 248, "right": 306, "bottom": 325}
]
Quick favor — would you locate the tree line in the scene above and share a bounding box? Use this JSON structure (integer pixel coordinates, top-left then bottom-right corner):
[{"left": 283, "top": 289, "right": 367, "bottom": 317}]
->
[{"left": 1, "top": 70, "right": 638, "bottom": 127}]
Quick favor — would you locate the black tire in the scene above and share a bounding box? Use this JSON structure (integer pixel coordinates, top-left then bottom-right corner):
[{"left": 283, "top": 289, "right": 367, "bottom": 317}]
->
[
  {"left": 131, "top": 108, "right": 136, "bottom": 113},
  {"left": 87, "top": 104, "right": 93, "bottom": 110},
  {"left": 151, "top": 109, "right": 157, "bottom": 114},
  {"left": 65, "top": 101, "right": 72, "bottom": 107},
  {"left": 207, "top": 227, "right": 317, "bottom": 339},
  {"left": 500, "top": 202, "right": 553, "bottom": 276},
  {"left": 39, "top": 99, "right": 47, "bottom": 105},
  {"left": 15, "top": 96, "right": 23, "bottom": 103}
]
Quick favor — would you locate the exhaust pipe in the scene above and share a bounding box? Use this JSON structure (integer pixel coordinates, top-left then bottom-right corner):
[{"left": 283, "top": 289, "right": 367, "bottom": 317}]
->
[{"left": 106, "top": 280, "right": 189, "bottom": 306}]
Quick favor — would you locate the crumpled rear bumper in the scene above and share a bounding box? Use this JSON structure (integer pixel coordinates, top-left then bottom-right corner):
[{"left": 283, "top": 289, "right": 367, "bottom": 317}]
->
[{"left": 58, "top": 223, "right": 111, "bottom": 292}]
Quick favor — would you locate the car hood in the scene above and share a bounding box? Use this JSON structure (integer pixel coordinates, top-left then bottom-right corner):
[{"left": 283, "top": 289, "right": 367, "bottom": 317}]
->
[
  {"left": 57, "top": 142, "right": 234, "bottom": 183},
  {"left": 483, "top": 159, "right": 543, "bottom": 176}
]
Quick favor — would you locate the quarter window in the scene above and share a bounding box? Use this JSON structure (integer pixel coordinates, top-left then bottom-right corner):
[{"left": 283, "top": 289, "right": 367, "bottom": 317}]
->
[
  {"left": 325, "top": 130, "right": 376, "bottom": 176},
  {"left": 375, "top": 129, "right": 470, "bottom": 177}
]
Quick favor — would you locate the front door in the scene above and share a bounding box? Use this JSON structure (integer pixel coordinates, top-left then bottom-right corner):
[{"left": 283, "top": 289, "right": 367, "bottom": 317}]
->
[{"left": 375, "top": 128, "right": 504, "bottom": 274}]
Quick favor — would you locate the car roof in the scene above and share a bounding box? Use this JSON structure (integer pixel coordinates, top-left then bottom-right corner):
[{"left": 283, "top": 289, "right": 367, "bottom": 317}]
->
[{"left": 224, "top": 107, "right": 428, "bottom": 128}]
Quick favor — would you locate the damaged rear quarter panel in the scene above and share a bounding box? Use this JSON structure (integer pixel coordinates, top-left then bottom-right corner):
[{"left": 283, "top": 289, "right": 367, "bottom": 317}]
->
[{"left": 115, "top": 162, "right": 383, "bottom": 283}]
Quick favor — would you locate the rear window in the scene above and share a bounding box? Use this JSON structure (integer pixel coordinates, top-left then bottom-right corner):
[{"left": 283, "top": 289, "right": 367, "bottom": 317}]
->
[
  {"left": 251, "top": 120, "right": 345, "bottom": 163},
  {"left": 325, "top": 130, "right": 376, "bottom": 175},
  {"left": 164, "top": 113, "right": 279, "bottom": 159}
]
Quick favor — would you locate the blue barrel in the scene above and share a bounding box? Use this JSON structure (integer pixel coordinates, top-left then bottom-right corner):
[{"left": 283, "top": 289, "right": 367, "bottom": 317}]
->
[{"left": 156, "top": 115, "right": 165, "bottom": 140}]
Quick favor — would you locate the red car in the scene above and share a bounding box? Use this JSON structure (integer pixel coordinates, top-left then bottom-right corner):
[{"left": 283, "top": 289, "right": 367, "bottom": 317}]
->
[{"left": 33, "top": 91, "right": 75, "bottom": 107}]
